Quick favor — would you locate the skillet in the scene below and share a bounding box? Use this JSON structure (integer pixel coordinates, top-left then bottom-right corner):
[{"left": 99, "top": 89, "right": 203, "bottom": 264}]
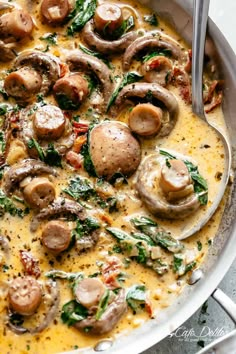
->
[{"left": 66, "top": 0, "right": 236, "bottom": 353}]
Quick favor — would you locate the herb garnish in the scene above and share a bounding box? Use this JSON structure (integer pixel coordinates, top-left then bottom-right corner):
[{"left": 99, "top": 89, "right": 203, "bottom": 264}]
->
[
  {"left": 61, "top": 300, "right": 88, "bottom": 326},
  {"left": 67, "top": 0, "right": 97, "bottom": 36},
  {"left": 126, "top": 285, "right": 147, "bottom": 314},
  {"left": 159, "top": 150, "right": 208, "bottom": 205},
  {"left": 144, "top": 14, "right": 158, "bottom": 26},
  {"left": 79, "top": 44, "right": 112, "bottom": 69},
  {"left": 106, "top": 72, "right": 143, "bottom": 112}
]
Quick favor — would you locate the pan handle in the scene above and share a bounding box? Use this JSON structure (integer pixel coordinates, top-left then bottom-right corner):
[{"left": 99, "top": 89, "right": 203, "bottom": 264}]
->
[
  {"left": 196, "top": 288, "right": 236, "bottom": 354},
  {"left": 211, "top": 288, "right": 236, "bottom": 324}
]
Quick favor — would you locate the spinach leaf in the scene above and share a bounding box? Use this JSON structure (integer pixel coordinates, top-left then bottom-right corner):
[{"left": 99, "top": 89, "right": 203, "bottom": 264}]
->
[
  {"left": 95, "top": 289, "right": 110, "bottom": 320},
  {"left": 0, "top": 104, "right": 8, "bottom": 116},
  {"left": 80, "top": 137, "right": 97, "bottom": 177},
  {"left": 45, "top": 270, "right": 84, "bottom": 281},
  {"left": 64, "top": 176, "right": 95, "bottom": 201},
  {"left": 160, "top": 150, "right": 208, "bottom": 205},
  {"left": 73, "top": 217, "right": 100, "bottom": 240},
  {"left": 61, "top": 300, "right": 88, "bottom": 326},
  {"left": 45, "top": 143, "right": 62, "bottom": 167},
  {"left": 197, "top": 240, "right": 202, "bottom": 251},
  {"left": 184, "top": 160, "right": 208, "bottom": 205},
  {"left": 152, "top": 259, "right": 169, "bottom": 275},
  {"left": 39, "top": 32, "right": 57, "bottom": 45},
  {"left": 106, "top": 228, "right": 132, "bottom": 242},
  {"left": 136, "top": 243, "right": 147, "bottom": 264},
  {"left": 0, "top": 131, "right": 5, "bottom": 153},
  {"left": 0, "top": 189, "right": 25, "bottom": 218},
  {"left": 173, "top": 253, "right": 196, "bottom": 276},
  {"left": 79, "top": 44, "right": 112, "bottom": 68},
  {"left": 111, "top": 16, "right": 135, "bottom": 39},
  {"left": 27, "top": 138, "right": 45, "bottom": 161},
  {"left": 144, "top": 14, "right": 158, "bottom": 26},
  {"left": 55, "top": 93, "right": 80, "bottom": 110},
  {"left": 27, "top": 139, "right": 62, "bottom": 167},
  {"left": 143, "top": 49, "right": 172, "bottom": 62},
  {"left": 9, "top": 313, "right": 24, "bottom": 326},
  {"left": 67, "top": 0, "right": 97, "bottom": 36},
  {"left": 64, "top": 176, "right": 117, "bottom": 211},
  {"left": 152, "top": 232, "right": 184, "bottom": 253},
  {"left": 131, "top": 216, "right": 183, "bottom": 253},
  {"left": 131, "top": 232, "right": 155, "bottom": 246},
  {"left": 131, "top": 216, "right": 157, "bottom": 228},
  {"left": 126, "top": 285, "right": 147, "bottom": 314},
  {"left": 106, "top": 72, "right": 143, "bottom": 112}
]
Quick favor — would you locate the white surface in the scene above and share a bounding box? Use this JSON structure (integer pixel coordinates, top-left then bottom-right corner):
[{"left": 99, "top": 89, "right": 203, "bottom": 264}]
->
[{"left": 210, "top": 0, "right": 236, "bottom": 52}]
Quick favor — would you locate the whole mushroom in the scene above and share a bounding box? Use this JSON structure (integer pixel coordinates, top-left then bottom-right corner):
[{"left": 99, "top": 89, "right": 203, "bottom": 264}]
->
[
  {"left": 89, "top": 121, "right": 141, "bottom": 181},
  {"left": 136, "top": 151, "right": 207, "bottom": 219}
]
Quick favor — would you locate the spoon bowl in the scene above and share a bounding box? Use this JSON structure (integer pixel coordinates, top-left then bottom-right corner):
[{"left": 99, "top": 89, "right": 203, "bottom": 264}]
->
[{"left": 178, "top": 0, "right": 232, "bottom": 240}]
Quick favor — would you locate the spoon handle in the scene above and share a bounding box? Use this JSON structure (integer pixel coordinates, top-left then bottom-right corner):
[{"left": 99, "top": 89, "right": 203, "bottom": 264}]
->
[{"left": 192, "top": 0, "right": 210, "bottom": 119}]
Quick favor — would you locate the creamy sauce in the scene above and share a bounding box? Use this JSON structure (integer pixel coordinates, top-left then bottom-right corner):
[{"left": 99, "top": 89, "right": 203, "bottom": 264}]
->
[{"left": 0, "top": 0, "right": 228, "bottom": 353}]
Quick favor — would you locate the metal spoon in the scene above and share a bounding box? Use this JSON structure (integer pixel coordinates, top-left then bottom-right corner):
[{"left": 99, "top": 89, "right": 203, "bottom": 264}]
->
[{"left": 179, "top": 0, "right": 232, "bottom": 240}]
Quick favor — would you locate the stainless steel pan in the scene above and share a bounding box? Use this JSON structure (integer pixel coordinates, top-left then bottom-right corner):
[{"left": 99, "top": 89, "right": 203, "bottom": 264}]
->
[{"left": 65, "top": 1, "right": 236, "bottom": 353}]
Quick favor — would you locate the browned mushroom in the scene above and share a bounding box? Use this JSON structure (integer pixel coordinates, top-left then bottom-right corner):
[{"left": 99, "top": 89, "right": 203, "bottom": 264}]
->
[
  {"left": 19, "top": 104, "right": 75, "bottom": 157},
  {"left": 42, "top": 220, "right": 71, "bottom": 254},
  {"left": 112, "top": 82, "right": 179, "bottom": 137},
  {"left": 94, "top": 3, "right": 123, "bottom": 39},
  {"left": 23, "top": 177, "right": 56, "bottom": 209},
  {"left": 128, "top": 103, "right": 162, "bottom": 136},
  {"left": 33, "top": 105, "right": 66, "bottom": 140},
  {"left": 8, "top": 276, "right": 42, "bottom": 316},
  {"left": 136, "top": 152, "right": 202, "bottom": 219},
  {"left": 123, "top": 31, "right": 185, "bottom": 71},
  {"left": 0, "top": 9, "right": 33, "bottom": 40},
  {"left": 74, "top": 288, "right": 127, "bottom": 335},
  {"left": 141, "top": 56, "right": 173, "bottom": 86},
  {"left": 7, "top": 280, "right": 60, "bottom": 335},
  {"left": 53, "top": 73, "right": 89, "bottom": 110},
  {"left": 81, "top": 19, "right": 139, "bottom": 55},
  {"left": 41, "top": 0, "right": 73, "bottom": 24},
  {"left": 74, "top": 278, "right": 106, "bottom": 309},
  {"left": 13, "top": 51, "right": 61, "bottom": 95},
  {"left": 66, "top": 51, "right": 114, "bottom": 110},
  {"left": 4, "top": 67, "right": 42, "bottom": 101},
  {"left": 3, "top": 159, "right": 56, "bottom": 195},
  {"left": 89, "top": 121, "right": 141, "bottom": 180}
]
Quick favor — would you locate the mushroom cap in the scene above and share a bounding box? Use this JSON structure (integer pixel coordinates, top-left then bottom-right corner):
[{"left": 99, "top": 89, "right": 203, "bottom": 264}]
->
[
  {"left": 90, "top": 121, "right": 141, "bottom": 180},
  {"left": 136, "top": 152, "right": 201, "bottom": 219}
]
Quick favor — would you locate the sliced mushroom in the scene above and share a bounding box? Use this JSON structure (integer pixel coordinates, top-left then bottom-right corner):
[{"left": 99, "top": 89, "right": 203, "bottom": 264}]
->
[
  {"left": 129, "top": 103, "right": 162, "bottom": 136},
  {"left": 41, "top": 0, "right": 73, "bottom": 24},
  {"left": 136, "top": 153, "right": 201, "bottom": 219},
  {"left": 7, "top": 280, "right": 60, "bottom": 335},
  {"left": 112, "top": 82, "right": 179, "bottom": 137},
  {"left": 42, "top": 220, "right": 71, "bottom": 254},
  {"left": 3, "top": 159, "right": 56, "bottom": 195},
  {"left": 23, "top": 177, "right": 56, "bottom": 209},
  {"left": 81, "top": 19, "right": 139, "bottom": 55},
  {"left": 33, "top": 105, "right": 66, "bottom": 140},
  {"left": 0, "top": 9, "right": 33, "bottom": 40},
  {"left": 141, "top": 56, "right": 173, "bottom": 86},
  {"left": 8, "top": 276, "right": 42, "bottom": 316},
  {"left": 94, "top": 3, "right": 123, "bottom": 39},
  {"left": 66, "top": 51, "right": 114, "bottom": 110},
  {"left": 123, "top": 31, "right": 185, "bottom": 71},
  {"left": 0, "top": 40, "right": 17, "bottom": 62},
  {"left": 30, "top": 197, "right": 85, "bottom": 232},
  {"left": 4, "top": 67, "right": 42, "bottom": 100},
  {"left": 74, "top": 278, "right": 106, "bottom": 309},
  {"left": 13, "top": 51, "right": 61, "bottom": 95},
  {"left": 19, "top": 105, "right": 75, "bottom": 157},
  {"left": 53, "top": 73, "right": 89, "bottom": 110},
  {"left": 89, "top": 121, "right": 141, "bottom": 180},
  {"left": 74, "top": 288, "right": 127, "bottom": 335}
]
